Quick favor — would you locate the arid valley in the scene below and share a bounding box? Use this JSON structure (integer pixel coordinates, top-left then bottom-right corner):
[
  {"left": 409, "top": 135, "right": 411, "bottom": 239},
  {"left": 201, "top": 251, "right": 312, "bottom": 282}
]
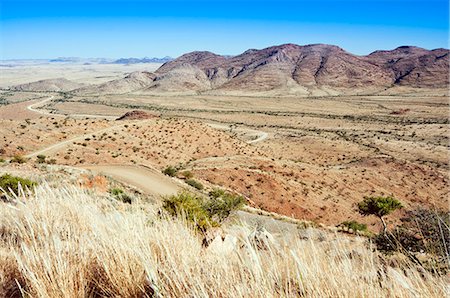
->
[{"left": 1, "top": 44, "right": 449, "bottom": 229}]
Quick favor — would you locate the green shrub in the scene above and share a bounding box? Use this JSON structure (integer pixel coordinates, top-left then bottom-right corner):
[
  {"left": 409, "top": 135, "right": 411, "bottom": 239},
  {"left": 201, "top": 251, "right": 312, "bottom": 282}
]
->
[
  {"left": 109, "top": 187, "right": 133, "bottom": 204},
  {"left": 11, "top": 155, "right": 27, "bottom": 164},
  {"left": 162, "top": 189, "right": 246, "bottom": 231},
  {"left": 206, "top": 188, "right": 246, "bottom": 222},
  {"left": 162, "top": 166, "right": 178, "bottom": 177},
  {"left": 162, "top": 191, "right": 215, "bottom": 231},
  {"left": 185, "top": 179, "right": 203, "bottom": 190},
  {"left": 0, "top": 173, "right": 37, "bottom": 199},
  {"left": 339, "top": 220, "right": 368, "bottom": 233}
]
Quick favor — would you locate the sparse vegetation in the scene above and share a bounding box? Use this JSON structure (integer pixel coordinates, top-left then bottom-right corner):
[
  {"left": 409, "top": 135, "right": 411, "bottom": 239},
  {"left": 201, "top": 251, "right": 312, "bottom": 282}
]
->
[
  {"left": 374, "top": 208, "right": 449, "bottom": 272},
  {"left": 36, "top": 154, "right": 47, "bottom": 164},
  {"left": 162, "top": 165, "right": 178, "bottom": 177},
  {"left": 185, "top": 178, "right": 203, "bottom": 190},
  {"left": 0, "top": 173, "right": 37, "bottom": 199},
  {"left": 180, "top": 170, "right": 194, "bottom": 179},
  {"left": 109, "top": 187, "right": 133, "bottom": 204},
  {"left": 162, "top": 191, "right": 216, "bottom": 231},
  {"left": 11, "top": 155, "right": 27, "bottom": 164},
  {"left": 339, "top": 220, "right": 368, "bottom": 233},
  {"left": 163, "top": 189, "right": 245, "bottom": 231},
  {"left": 0, "top": 185, "right": 447, "bottom": 297},
  {"left": 206, "top": 188, "right": 246, "bottom": 222}
]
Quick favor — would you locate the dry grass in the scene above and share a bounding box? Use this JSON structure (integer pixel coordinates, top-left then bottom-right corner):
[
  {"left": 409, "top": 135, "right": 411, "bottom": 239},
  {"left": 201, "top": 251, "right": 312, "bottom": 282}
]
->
[{"left": 0, "top": 184, "right": 447, "bottom": 297}]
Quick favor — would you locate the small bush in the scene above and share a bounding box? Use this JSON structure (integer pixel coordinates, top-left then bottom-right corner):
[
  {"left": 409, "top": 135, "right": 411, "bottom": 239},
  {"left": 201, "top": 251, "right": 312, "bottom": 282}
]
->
[
  {"left": 162, "top": 189, "right": 246, "bottom": 231},
  {"left": 0, "top": 173, "right": 37, "bottom": 199},
  {"left": 185, "top": 179, "right": 203, "bottom": 190},
  {"left": 339, "top": 220, "right": 368, "bottom": 233},
  {"left": 109, "top": 188, "right": 133, "bottom": 204},
  {"left": 376, "top": 208, "right": 449, "bottom": 259},
  {"left": 162, "top": 166, "right": 178, "bottom": 177},
  {"left": 11, "top": 155, "right": 27, "bottom": 164},
  {"left": 36, "top": 154, "right": 46, "bottom": 164},
  {"left": 205, "top": 189, "right": 246, "bottom": 222},
  {"left": 162, "top": 191, "right": 215, "bottom": 231},
  {"left": 181, "top": 170, "right": 194, "bottom": 179}
]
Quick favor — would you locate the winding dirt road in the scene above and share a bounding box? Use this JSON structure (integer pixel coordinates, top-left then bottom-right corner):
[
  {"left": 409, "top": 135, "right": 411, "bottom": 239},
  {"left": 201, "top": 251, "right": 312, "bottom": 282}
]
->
[
  {"left": 26, "top": 96, "right": 117, "bottom": 120},
  {"left": 26, "top": 96, "right": 56, "bottom": 116}
]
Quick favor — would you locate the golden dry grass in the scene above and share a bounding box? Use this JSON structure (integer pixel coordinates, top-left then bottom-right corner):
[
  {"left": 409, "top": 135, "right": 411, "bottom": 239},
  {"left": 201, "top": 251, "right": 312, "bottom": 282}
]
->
[{"left": 0, "top": 184, "right": 447, "bottom": 297}]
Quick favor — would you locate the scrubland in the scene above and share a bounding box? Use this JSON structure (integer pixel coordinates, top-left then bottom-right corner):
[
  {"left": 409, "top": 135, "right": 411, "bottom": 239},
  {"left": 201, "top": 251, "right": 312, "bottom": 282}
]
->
[{"left": 1, "top": 184, "right": 448, "bottom": 298}]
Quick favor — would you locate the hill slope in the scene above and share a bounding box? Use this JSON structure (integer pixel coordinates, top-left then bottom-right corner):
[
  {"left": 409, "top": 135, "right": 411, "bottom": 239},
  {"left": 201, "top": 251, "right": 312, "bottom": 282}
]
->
[
  {"left": 20, "top": 44, "right": 449, "bottom": 95},
  {"left": 11, "top": 78, "right": 85, "bottom": 92}
]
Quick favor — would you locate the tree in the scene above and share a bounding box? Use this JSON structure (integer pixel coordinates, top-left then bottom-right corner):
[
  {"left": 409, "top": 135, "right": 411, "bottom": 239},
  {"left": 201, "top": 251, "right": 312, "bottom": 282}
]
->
[{"left": 358, "top": 196, "right": 402, "bottom": 233}]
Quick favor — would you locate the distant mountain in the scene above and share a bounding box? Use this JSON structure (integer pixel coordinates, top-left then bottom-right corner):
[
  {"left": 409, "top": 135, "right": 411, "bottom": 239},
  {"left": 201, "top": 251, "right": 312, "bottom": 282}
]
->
[
  {"left": 112, "top": 57, "right": 173, "bottom": 64},
  {"left": 13, "top": 44, "right": 449, "bottom": 96}
]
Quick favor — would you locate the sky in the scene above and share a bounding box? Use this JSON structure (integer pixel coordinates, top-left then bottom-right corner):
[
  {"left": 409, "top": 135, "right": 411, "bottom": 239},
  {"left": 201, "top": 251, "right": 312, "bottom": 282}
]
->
[{"left": 0, "top": 0, "right": 448, "bottom": 59}]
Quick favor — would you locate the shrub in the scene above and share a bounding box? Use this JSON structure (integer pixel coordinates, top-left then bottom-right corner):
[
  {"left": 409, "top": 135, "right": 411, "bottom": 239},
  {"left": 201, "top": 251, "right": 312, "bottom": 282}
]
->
[
  {"left": 162, "top": 190, "right": 246, "bottom": 231},
  {"left": 109, "top": 188, "right": 133, "bottom": 204},
  {"left": 181, "top": 170, "right": 194, "bottom": 179},
  {"left": 162, "top": 166, "right": 178, "bottom": 177},
  {"left": 0, "top": 173, "right": 37, "bottom": 199},
  {"left": 162, "top": 191, "right": 215, "bottom": 231},
  {"left": 399, "top": 208, "right": 449, "bottom": 258},
  {"left": 358, "top": 196, "right": 402, "bottom": 233},
  {"left": 376, "top": 209, "right": 449, "bottom": 258},
  {"left": 340, "top": 220, "right": 368, "bottom": 232},
  {"left": 205, "top": 189, "right": 246, "bottom": 222},
  {"left": 36, "top": 154, "right": 46, "bottom": 164},
  {"left": 11, "top": 155, "right": 27, "bottom": 164},
  {"left": 185, "top": 179, "right": 203, "bottom": 190}
]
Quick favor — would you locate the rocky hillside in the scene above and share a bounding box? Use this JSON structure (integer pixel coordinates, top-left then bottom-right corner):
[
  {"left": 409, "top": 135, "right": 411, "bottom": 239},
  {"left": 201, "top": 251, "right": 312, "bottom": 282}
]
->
[
  {"left": 15, "top": 44, "right": 449, "bottom": 95},
  {"left": 153, "top": 44, "right": 448, "bottom": 93}
]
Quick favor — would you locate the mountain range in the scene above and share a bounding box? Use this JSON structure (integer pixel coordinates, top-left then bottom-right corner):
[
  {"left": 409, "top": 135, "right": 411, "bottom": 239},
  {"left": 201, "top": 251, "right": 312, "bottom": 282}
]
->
[{"left": 10, "top": 44, "right": 449, "bottom": 95}]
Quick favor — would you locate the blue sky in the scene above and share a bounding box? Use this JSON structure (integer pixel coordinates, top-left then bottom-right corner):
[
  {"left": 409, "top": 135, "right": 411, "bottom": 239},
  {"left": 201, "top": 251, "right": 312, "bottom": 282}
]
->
[{"left": 0, "top": 0, "right": 448, "bottom": 59}]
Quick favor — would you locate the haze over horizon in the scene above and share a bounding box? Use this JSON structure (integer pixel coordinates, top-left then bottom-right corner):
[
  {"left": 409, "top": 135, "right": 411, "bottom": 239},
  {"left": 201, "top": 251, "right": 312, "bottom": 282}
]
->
[{"left": 0, "top": 0, "right": 448, "bottom": 60}]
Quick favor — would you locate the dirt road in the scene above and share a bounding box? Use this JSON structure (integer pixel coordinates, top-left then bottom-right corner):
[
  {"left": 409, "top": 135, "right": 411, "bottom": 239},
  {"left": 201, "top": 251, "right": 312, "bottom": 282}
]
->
[
  {"left": 206, "top": 123, "right": 268, "bottom": 143},
  {"left": 27, "top": 96, "right": 117, "bottom": 119},
  {"left": 26, "top": 96, "right": 56, "bottom": 116},
  {"left": 84, "top": 165, "right": 181, "bottom": 197}
]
